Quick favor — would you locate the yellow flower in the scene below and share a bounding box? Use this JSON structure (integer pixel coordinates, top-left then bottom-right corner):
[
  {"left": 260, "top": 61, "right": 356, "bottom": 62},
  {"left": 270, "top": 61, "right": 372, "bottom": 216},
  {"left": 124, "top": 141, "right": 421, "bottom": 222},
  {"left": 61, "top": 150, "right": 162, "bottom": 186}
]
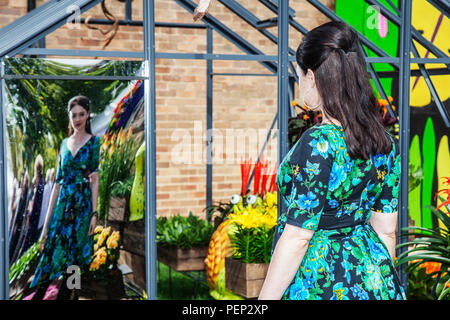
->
[
  {"left": 107, "top": 237, "right": 118, "bottom": 249},
  {"left": 89, "top": 257, "right": 100, "bottom": 271},
  {"left": 127, "top": 126, "right": 133, "bottom": 138},
  {"left": 118, "top": 128, "right": 124, "bottom": 140},
  {"left": 110, "top": 231, "right": 120, "bottom": 242},
  {"left": 102, "top": 227, "right": 111, "bottom": 236},
  {"left": 108, "top": 145, "right": 116, "bottom": 158},
  {"left": 98, "top": 254, "right": 107, "bottom": 265},
  {"left": 94, "top": 226, "right": 104, "bottom": 234},
  {"left": 264, "top": 192, "right": 277, "bottom": 209},
  {"left": 97, "top": 233, "right": 106, "bottom": 246}
]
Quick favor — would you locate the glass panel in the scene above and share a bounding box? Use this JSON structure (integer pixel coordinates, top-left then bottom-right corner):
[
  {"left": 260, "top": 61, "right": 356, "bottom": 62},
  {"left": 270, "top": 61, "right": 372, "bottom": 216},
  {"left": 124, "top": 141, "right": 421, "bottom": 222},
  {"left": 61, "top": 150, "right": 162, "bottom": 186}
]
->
[{"left": 5, "top": 58, "right": 146, "bottom": 300}]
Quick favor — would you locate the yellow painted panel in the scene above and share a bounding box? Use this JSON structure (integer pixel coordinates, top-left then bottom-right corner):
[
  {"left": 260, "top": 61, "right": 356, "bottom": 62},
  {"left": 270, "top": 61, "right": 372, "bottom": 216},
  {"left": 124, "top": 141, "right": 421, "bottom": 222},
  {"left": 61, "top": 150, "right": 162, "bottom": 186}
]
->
[
  {"left": 410, "top": 1, "right": 450, "bottom": 107},
  {"left": 436, "top": 135, "right": 450, "bottom": 231}
]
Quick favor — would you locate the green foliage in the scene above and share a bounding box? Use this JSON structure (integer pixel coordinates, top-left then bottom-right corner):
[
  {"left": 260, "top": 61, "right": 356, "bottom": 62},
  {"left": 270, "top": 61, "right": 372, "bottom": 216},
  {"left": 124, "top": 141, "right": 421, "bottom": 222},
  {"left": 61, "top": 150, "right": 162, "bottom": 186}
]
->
[
  {"left": 406, "top": 263, "right": 446, "bottom": 300},
  {"left": 98, "top": 130, "right": 137, "bottom": 220},
  {"left": 156, "top": 212, "right": 214, "bottom": 249},
  {"left": 9, "top": 242, "right": 41, "bottom": 284},
  {"left": 409, "top": 163, "right": 424, "bottom": 192},
  {"left": 156, "top": 261, "right": 212, "bottom": 300},
  {"left": 110, "top": 174, "right": 135, "bottom": 198},
  {"left": 396, "top": 200, "right": 450, "bottom": 300},
  {"left": 229, "top": 225, "right": 274, "bottom": 264}
]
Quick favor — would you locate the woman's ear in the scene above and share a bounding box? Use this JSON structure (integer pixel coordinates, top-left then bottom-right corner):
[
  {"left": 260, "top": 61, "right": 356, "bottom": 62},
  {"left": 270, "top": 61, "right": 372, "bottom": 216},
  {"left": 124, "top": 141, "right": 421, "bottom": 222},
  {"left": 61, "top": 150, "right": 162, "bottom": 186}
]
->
[{"left": 307, "top": 69, "right": 316, "bottom": 87}]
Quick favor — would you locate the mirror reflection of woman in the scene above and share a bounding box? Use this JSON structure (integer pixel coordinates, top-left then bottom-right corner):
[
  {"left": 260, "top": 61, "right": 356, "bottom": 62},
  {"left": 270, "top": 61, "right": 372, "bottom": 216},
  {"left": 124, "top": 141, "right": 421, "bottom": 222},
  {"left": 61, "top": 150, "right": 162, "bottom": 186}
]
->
[{"left": 29, "top": 96, "right": 100, "bottom": 300}]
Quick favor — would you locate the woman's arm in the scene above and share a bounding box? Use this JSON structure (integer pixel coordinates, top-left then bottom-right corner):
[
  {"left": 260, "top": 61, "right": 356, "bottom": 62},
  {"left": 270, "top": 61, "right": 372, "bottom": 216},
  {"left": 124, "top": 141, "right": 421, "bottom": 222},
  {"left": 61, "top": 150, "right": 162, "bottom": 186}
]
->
[
  {"left": 39, "top": 183, "right": 60, "bottom": 245},
  {"left": 258, "top": 224, "right": 314, "bottom": 300},
  {"left": 90, "top": 172, "right": 99, "bottom": 213},
  {"left": 88, "top": 172, "right": 99, "bottom": 235},
  {"left": 369, "top": 210, "right": 398, "bottom": 260}
]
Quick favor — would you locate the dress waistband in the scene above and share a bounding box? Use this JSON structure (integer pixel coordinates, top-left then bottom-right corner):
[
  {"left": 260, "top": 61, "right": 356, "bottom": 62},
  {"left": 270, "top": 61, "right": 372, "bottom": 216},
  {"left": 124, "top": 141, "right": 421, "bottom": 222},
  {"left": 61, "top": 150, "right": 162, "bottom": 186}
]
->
[
  {"left": 316, "top": 222, "right": 372, "bottom": 240},
  {"left": 58, "top": 175, "right": 90, "bottom": 186}
]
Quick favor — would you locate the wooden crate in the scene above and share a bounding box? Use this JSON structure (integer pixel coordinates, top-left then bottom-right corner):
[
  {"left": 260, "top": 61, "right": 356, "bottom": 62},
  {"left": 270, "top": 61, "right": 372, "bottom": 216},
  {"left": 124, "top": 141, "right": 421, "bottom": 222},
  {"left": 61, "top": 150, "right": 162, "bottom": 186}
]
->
[
  {"left": 80, "top": 269, "right": 125, "bottom": 300},
  {"left": 225, "top": 257, "right": 269, "bottom": 299},
  {"left": 122, "top": 220, "right": 145, "bottom": 256},
  {"left": 157, "top": 245, "right": 208, "bottom": 272},
  {"left": 108, "top": 196, "right": 128, "bottom": 222}
]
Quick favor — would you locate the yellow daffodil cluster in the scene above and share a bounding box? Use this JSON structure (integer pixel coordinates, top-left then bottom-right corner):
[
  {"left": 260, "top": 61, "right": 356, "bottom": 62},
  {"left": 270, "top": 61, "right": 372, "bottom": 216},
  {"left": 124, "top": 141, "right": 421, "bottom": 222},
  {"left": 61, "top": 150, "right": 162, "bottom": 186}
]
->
[
  {"left": 106, "top": 231, "right": 120, "bottom": 249},
  {"left": 90, "top": 247, "right": 107, "bottom": 271},
  {"left": 227, "top": 192, "right": 278, "bottom": 230},
  {"left": 97, "top": 226, "right": 111, "bottom": 247},
  {"left": 89, "top": 225, "right": 121, "bottom": 272}
]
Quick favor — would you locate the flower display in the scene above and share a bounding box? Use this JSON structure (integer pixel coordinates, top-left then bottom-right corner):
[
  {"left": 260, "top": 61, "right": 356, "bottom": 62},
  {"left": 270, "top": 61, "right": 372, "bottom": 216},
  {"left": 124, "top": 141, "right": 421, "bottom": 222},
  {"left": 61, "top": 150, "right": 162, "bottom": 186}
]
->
[
  {"left": 98, "top": 125, "right": 137, "bottom": 221},
  {"left": 288, "top": 100, "right": 323, "bottom": 147},
  {"left": 252, "top": 158, "right": 277, "bottom": 198},
  {"left": 105, "top": 80, "right": 143, "bottom": 138},
  {"left": 88, "top": 225, "right": 122, "bottom": 284},
  {"left": 227, "top": 191, "right": 278, "bottom": 264}
]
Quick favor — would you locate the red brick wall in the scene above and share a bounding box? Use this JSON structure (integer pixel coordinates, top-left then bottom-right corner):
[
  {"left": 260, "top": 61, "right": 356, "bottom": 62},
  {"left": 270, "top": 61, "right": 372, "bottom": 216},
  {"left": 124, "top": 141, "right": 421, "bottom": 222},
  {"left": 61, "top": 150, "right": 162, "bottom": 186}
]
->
[{"left": 0, "top": 0, "right": 335, "bottom": 218}]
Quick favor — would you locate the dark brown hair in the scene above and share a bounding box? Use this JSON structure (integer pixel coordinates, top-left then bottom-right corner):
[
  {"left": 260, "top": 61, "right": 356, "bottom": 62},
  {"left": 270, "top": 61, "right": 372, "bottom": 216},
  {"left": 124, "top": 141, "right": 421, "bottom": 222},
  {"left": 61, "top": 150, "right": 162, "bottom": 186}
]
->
[
  {"left": 67, "top": 95, "right": 92, "bottom": 136},
  {"left": 34, "top": 154, "right": 44, "bottom": 179},
  {"left": 296, "top": 21, "right": 391, "bottom": 160}
]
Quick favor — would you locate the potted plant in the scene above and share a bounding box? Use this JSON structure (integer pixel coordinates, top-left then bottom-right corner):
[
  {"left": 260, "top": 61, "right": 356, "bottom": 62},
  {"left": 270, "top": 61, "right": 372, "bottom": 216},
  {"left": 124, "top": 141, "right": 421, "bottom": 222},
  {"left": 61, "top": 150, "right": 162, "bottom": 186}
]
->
[
  {"left": 98, "top": 126, "right": 136, "bottom": 223},
  {"left": 82, "top": 226, "right": 124, "bottom": 299},
  {"left": 225, "top": 191, "right": 277, "bottom": 299},
  {"left": 156, "top": 212, "right": 214, "bottom": 272},
  {"left": 108, "top": 174, "right": 134, "bottom": 222},
  {"left": 396, "top": 176, "right": 450, "bottom": 300}
]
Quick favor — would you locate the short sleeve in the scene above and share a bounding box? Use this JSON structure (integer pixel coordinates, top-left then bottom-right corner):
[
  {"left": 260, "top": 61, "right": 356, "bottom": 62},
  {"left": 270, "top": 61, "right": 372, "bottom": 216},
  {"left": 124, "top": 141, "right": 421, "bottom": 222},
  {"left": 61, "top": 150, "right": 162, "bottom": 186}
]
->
[
  {"left": 282, "top": 128, "right": 334, "bottom": 231},
  {"left": 371, "top": 138, "right": 401, "bottom": 213},
  {"left": 90, "top": 136, "right": 101, "bottom": 173}
]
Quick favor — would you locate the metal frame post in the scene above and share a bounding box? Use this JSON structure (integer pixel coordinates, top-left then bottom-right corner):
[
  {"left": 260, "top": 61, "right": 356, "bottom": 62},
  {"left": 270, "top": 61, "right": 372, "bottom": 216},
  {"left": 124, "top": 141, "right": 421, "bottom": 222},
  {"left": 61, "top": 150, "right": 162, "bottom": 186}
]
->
[
  {"left": 143, "top": 0, "right": 157, "bottom": 300},
  {"left": 274, "top": 0, "right": 289, "bottom": 250},
  {"left": 206, "top": 26, "right": 213, "bottom": 221},
  {"left": 0, "top": 58, "right": 8, "bottom": 300},
  {"left": 398, "top": 0, "right": 412, "bottom": 293}
]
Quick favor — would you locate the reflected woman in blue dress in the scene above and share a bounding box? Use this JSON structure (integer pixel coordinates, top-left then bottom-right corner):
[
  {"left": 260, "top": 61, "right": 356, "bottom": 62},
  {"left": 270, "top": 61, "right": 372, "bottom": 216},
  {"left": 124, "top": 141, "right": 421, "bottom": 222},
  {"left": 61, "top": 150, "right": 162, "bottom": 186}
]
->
[{"left": 29, "top": 96, "right": 100, "bottom": 300}]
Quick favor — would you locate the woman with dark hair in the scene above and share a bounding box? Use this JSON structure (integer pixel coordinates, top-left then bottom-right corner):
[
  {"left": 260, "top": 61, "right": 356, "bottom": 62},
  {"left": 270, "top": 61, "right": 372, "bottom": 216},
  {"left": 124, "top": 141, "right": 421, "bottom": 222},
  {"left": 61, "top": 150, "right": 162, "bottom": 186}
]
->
[
  {"left": 29, "top": 95, "right": 100, "bottom": 300},
  {"left": 18, "top": 155, "right": 45, "bottom": 256},
  {"left": 259, "top": 21, "right": 406, "bottom": 300}
]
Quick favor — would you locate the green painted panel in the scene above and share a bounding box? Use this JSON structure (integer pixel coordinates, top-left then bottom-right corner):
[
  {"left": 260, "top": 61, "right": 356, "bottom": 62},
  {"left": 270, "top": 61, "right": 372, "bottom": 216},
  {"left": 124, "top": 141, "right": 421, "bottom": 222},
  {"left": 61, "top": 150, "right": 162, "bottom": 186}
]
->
[
  {"left": 409, "top": 134, "right": 422, "bottom": 226},
  {"left": 421, "top": 117, "right": 436, "bottom": 230},
  {"left": 336, "top": 0, "right": 399, "bottom": 97}
]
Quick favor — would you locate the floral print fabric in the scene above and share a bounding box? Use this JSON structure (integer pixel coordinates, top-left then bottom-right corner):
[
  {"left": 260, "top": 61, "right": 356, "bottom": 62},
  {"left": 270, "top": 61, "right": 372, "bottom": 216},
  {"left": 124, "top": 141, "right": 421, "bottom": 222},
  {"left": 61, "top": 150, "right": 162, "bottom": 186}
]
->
[
  {"left": 30, "top": 135, "right": 100, "bottom": 288},
  {"left": 274, "top": 123, "right": 406, "bottom": 300}
]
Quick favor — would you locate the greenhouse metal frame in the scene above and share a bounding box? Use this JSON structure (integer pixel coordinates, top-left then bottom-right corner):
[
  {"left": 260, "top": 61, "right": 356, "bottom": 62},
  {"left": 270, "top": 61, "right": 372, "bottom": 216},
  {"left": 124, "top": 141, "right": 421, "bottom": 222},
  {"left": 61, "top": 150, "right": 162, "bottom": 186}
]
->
[{"left": 0, "top": 0, "right": 448, "bottom": 300}]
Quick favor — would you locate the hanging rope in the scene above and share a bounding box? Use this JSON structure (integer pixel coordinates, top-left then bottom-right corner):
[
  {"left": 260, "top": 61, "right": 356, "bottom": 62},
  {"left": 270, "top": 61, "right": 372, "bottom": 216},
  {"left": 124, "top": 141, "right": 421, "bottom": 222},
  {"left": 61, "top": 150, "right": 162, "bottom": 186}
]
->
[{"left": 84, "top": 1, "right": 119, "bottom": 50}]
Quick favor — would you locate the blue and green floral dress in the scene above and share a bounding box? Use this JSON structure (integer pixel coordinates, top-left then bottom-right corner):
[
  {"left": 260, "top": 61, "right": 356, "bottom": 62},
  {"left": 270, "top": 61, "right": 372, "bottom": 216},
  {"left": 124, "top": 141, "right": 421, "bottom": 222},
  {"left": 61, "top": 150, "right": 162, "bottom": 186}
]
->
[
  {"left": 30, "top": 135, "right": 100, "bottom": 289},
  {"left": 274, "top": 123, "right": 406, "bottom": 300}
]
